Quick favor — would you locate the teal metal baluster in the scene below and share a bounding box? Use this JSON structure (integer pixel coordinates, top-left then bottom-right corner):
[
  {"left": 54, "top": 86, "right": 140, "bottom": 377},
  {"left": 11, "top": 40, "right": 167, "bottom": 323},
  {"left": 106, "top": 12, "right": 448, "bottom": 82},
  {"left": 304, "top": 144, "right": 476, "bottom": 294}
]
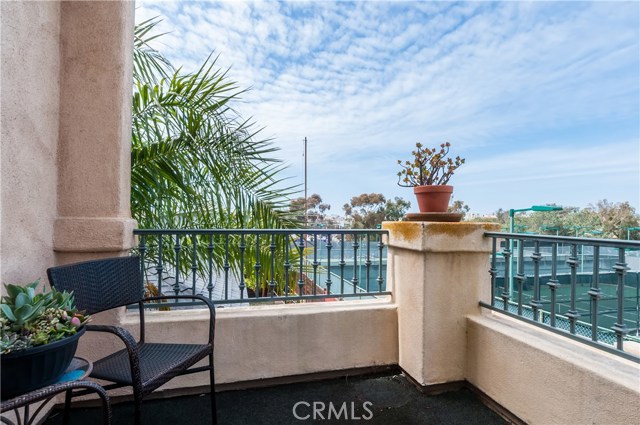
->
[
  {"left": 588, "top": 245, "right": 601, "bottom": 342},
  {"left": 377, "top": 235, "right": 384, "bottom": 293},
  {"left": 612, "top": 248, "right": 629, "bottom": 350},
  {"left": 566, "top": 244, "right": 580, "bottom": 334},
  {"left": 223, "top": 235, "right": 230, "bottom": 300},
  {"left": 365, "top": 233, "right": 372, "bottom": 292},
  {"left": 489, "top": 237, "right": 497, "bottom": 307},
  {"left": 239, "top": 234, "right": 246, "bottom": 299},
  {"left": 173, "top": 234, "right": 181, "bottom": 298},
  {"left": 501, "top": 238, "right": 511, "bottom": 311},
  {"left": 284, "top": 236, "right": 291, "bottom": 296},
  {"left": 298, "top": 233, "right": 305, "bottom": 296},
  {"left": 340, "top": 234, "right": 346, "bottom": 294},
  {"left": 548, "top": 243, "right": 559, "bottom": 327},
  {"left": 269, "top": 234, "right": 276, "bottom": 297},
  {"left": 352, "top": 234, "right": 359, "bottom": 294},
  {"left": 312, "top": 234, "right": 319, "bottom": 296},
  {"left": 207, "top": 234, "right": 214, "bottom": 300},
  {"left": 325, "top": 234, "right": 333, "bottom": 294},
  {"left": 157, "top": 235, "right": 164, "bottom": 296},
  {"left": 191, "top": 234, "right": 198, "bottom": 295},
  {"left": 254, "top": 234, "right": 261, "bottom": 299},
  {"left": 516, "top": 239, "right": 525, "bottom": 316},
  {"left": 531, "top": 240, "right": 542, "bottom": 321},
  {"left": 138, "top": 235, "right": 147, "bottom": 281}
]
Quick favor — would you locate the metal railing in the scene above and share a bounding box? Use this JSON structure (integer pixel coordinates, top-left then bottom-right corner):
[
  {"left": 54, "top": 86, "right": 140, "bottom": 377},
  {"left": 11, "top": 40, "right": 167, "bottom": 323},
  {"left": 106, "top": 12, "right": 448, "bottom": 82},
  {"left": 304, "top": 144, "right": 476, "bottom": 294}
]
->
[
  {"left": 483, "top": 232, "right": 640, "bottom": 363},
  {"left": 133, "top": 229, "right": 389, "bottom": 307}
]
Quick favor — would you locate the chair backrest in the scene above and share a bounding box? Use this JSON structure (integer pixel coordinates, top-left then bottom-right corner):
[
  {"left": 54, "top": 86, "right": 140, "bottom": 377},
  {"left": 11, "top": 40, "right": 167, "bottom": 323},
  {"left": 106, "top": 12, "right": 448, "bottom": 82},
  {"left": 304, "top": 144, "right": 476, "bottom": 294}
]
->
[{"left": 47, "top": 256, "right": 144, "bottom": 315}]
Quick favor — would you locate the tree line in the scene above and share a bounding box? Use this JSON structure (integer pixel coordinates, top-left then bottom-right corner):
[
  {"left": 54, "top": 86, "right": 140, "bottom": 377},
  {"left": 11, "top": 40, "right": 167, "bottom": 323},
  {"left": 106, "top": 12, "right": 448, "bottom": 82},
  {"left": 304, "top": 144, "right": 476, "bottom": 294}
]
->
[
  {"left": 290, "top": 194, "right": 639, "bottom": 239},
  {"left": 289, "top": 193, "right": 474, "bottom": 229},
  {"left": 482, "top": 200, "right": 640, "bottom": 239}
]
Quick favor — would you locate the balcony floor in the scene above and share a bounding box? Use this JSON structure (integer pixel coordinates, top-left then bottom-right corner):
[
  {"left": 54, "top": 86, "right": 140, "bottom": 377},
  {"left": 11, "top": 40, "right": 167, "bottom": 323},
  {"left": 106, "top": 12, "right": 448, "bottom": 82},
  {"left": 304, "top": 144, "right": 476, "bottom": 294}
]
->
[{"left": 44, "top": 372, "right": 507, "bottom": 425}]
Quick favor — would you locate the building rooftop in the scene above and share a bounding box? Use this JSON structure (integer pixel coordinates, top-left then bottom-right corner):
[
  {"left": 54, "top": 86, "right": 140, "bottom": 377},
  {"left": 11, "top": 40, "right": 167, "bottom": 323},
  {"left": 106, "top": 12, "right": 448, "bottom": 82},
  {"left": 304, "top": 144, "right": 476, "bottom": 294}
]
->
[{"left": 43, "top": 372, "right": 508, "bottom": 425}]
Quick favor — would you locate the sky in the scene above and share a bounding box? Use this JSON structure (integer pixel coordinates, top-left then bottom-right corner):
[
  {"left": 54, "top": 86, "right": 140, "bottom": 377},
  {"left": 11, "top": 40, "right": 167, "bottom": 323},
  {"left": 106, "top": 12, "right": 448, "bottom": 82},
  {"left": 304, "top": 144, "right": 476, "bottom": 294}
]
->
[{"left": 136, "top": 0, "right": 640, "bottom": 216}]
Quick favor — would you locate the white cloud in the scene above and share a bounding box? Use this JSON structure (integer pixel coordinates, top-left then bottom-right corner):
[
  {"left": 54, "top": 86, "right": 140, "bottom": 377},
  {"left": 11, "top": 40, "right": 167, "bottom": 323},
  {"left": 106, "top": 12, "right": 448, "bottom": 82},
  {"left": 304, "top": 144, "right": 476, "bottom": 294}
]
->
[{"left": 135, "top": 0, "right": 640, "bottom": 213}]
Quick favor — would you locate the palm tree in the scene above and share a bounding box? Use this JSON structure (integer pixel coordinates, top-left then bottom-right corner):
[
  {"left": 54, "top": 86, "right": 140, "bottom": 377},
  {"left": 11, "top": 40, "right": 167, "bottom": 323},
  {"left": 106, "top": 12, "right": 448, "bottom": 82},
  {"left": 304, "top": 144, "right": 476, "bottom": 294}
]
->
[{"left": 131, "top": 18, "right": 301, "bottom": 296}]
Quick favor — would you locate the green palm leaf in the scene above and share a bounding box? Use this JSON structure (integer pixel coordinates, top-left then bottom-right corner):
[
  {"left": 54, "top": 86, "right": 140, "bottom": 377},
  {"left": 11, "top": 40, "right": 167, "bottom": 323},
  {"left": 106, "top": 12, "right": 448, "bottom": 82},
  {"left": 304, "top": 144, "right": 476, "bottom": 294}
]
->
[{"left": 131, "top": 18, "right": 301, "bottom": 294}]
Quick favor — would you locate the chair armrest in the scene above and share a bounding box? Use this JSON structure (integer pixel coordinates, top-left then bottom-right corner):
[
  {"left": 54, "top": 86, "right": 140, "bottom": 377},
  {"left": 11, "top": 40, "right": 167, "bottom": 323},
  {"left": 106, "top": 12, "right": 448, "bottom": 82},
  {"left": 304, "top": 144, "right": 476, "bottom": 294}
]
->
[
  {"left": 141, "top": 295, "right": 215, "bottom": 343},
  {"left": 85, "top": 325, "right": 138, "bottom": 350},
  {"left": 142, "top": 294, "right": 215, "bottom": 311},
  {"left": 85, "top": 324, "right": 141, "bottom": 371}
]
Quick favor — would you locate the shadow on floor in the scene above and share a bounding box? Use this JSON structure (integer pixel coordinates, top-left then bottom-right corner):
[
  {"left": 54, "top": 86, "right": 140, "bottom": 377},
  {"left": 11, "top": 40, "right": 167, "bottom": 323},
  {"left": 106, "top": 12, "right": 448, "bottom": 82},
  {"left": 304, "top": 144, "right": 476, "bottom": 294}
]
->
[{"left": 43, "top": 373, "right": 507, "bottom": 425}]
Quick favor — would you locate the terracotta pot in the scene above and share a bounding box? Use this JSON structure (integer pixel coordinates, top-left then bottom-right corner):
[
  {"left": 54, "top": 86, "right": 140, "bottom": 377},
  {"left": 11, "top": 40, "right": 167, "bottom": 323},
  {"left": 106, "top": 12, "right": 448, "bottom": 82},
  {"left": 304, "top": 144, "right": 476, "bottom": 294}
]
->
[{"left": 413, "top": 185, "right": 453, "bottom": 213}]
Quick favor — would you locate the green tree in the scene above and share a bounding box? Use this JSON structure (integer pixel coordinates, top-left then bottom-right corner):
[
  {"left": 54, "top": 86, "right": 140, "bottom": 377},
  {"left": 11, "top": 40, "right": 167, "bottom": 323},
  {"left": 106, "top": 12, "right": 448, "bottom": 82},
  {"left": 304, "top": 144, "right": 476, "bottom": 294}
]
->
[
  {"left": 344, "top": 193, "right": 410, "bottom": 228},
  {"left": 519, "top": 205, "right": 575, "bottom": 235},
  {"left": 384, "top": 197, "right": 411, "bottom": 222},
  {"left": 493, "top": 208, "right": 509, "bottom": 229},
  {"left": 448, "top": 198, "right": 470, "bottom": 218},
  {"left": 131, "top": 18, "right": 299, "bottom": 294},
  {"left": 289, "top": 194, "right": 330, "bottom": 225},
  {"left": 507, "top": 200, "right": 639, "bottom": 238},
  {"left": 587, "top": 200, "right": 639, "bottom": 239},
  {"left": 344, "top": 193, "right": 385, "bottom": 229}
]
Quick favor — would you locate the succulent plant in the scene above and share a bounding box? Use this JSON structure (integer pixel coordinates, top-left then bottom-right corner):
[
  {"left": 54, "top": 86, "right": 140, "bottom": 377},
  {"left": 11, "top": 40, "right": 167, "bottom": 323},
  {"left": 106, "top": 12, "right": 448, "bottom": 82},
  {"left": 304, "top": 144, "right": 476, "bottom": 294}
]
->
[
  {"left": 1, "top": 281, "right": 47, "bottom": 328},
  {"left": 0, "top": 280, "right": 90, "bottom": 354},
  {"left": 397, "top": 142, "right": 466, "bottom": 187}
]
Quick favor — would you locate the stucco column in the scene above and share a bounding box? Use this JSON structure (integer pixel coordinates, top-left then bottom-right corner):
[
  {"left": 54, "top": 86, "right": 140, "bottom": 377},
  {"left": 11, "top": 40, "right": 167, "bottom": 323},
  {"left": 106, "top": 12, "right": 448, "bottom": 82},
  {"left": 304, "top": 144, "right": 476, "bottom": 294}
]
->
[
  {"left": 54, "top": 1, "right": 136, "bottom": 264},
  {"left": 383, "top": 221, "right": 500, "bottom": 387}
]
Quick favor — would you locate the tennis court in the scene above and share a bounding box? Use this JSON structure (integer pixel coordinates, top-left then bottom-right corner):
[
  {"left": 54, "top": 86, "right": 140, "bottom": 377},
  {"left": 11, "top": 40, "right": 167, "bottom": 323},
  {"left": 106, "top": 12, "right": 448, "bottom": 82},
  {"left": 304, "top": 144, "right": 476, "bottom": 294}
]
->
[{"left": 495, "top": 272, "right": 640, "bottom": 337}]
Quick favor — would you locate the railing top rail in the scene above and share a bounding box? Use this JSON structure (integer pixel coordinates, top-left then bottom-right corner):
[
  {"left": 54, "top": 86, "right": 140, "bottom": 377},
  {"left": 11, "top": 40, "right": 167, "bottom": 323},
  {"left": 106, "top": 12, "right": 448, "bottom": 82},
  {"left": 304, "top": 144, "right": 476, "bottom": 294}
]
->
[
  {"left": 484, "top": 232, "right": 640, "bottom": 249},
  {"left": 134, "top": 228, "right": 389, "bottom": 236}
]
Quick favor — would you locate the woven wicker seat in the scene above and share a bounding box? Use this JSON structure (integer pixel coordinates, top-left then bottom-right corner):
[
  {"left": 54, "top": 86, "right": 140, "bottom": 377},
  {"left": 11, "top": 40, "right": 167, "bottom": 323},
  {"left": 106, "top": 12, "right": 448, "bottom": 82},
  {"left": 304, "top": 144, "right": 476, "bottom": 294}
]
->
[{"left": 47, "top": 256, "right": 216, "bottom": 425}]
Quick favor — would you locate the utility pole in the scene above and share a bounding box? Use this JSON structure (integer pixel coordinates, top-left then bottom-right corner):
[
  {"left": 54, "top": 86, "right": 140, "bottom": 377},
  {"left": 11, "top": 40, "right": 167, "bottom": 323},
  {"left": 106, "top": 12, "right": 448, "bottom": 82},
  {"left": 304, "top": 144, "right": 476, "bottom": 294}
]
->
[{"left": 304, "top": 137, "right": 308, "bottom": 228}]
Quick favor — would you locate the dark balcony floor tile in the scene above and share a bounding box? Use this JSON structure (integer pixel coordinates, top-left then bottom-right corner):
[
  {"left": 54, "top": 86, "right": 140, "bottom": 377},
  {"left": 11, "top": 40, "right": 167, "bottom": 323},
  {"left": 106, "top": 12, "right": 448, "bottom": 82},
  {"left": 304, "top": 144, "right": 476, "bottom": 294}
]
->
[{"left": 43, "top": 373, "right": 507, "bottom": 425}]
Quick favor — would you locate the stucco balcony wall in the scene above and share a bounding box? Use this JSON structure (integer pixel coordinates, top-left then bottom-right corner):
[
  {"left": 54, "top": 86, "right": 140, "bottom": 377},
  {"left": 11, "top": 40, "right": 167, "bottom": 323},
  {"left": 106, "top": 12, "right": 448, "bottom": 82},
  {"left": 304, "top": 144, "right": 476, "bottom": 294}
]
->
[
  {"left": 75, "top": 299, "right": 398, "bottom": 394},
  {"left": 466, "top": 314, "right": 640, "bottom": 425}
]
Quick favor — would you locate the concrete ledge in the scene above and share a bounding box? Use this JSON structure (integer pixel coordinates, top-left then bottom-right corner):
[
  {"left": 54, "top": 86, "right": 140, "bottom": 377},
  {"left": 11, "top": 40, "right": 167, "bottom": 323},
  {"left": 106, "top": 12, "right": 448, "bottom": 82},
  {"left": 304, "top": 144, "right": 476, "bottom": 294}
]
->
[{"left": 466, "top": 313, "right": 640, "bottom": 425}]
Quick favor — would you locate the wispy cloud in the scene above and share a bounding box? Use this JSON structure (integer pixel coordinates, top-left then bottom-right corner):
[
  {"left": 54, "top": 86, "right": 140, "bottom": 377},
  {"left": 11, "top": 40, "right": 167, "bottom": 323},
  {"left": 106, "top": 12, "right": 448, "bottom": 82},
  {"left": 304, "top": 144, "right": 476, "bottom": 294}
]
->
[{"left": 136, "top": 0, "right": 639, "bottom": 214}]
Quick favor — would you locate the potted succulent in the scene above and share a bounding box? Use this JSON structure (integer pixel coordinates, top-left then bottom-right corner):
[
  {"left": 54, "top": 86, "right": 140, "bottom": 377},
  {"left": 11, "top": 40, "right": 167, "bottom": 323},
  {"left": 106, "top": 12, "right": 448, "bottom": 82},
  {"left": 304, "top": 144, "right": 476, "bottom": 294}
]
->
[
  {"left": 0, "top": 279, "right": 90, "bottom": 398},
  {"left": 397, "top": 142, "right": 465, "bottom": 212}
]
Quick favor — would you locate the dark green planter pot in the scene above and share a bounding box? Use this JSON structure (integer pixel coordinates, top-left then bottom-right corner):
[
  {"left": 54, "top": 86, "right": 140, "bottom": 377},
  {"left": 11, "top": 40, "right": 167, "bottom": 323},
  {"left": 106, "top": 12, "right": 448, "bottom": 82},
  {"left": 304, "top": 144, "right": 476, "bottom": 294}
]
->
[{"left": 1, "top": 327, "right": 85, "bottom": 399}]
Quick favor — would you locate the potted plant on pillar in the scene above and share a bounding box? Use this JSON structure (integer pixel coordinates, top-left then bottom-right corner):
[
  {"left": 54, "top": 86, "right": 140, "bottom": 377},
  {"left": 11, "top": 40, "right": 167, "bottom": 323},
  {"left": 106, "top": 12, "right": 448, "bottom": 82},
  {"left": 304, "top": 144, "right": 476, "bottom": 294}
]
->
[
  {"left": 397, "top": 142, "right": 465, "bottom": 213},
  {"left": 0, "top": 280, "right": 90, "bottom": 398}
]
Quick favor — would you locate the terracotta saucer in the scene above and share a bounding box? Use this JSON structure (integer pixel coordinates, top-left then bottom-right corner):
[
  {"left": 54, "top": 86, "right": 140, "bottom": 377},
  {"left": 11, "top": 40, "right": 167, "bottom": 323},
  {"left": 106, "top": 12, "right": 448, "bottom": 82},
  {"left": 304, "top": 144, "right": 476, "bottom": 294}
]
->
[{"left": 404, "top": 212, "right": 464, "bottom": 222}]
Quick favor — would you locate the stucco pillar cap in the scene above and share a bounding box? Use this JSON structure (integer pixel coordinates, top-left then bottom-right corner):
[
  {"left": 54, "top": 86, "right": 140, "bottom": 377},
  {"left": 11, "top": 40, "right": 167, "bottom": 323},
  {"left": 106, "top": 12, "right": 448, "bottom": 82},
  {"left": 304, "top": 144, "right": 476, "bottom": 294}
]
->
[{"left": 382, "top": 221, "right": 500, "bottom": 253}]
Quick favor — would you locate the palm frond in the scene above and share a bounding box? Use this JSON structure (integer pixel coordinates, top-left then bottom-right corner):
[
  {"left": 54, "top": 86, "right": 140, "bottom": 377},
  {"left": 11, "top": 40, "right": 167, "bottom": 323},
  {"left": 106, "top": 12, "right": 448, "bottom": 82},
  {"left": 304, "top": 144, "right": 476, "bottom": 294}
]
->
[{"left": 131, "top": 19, "right": 302, "bottom": 288}]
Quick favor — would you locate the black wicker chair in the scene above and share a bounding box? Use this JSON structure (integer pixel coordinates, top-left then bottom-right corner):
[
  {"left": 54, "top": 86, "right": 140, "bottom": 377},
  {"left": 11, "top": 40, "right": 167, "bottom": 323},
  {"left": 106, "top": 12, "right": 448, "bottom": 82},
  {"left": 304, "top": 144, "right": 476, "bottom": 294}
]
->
[{"left": 47, "top": 256, "right": 216, "bottom": 425}]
